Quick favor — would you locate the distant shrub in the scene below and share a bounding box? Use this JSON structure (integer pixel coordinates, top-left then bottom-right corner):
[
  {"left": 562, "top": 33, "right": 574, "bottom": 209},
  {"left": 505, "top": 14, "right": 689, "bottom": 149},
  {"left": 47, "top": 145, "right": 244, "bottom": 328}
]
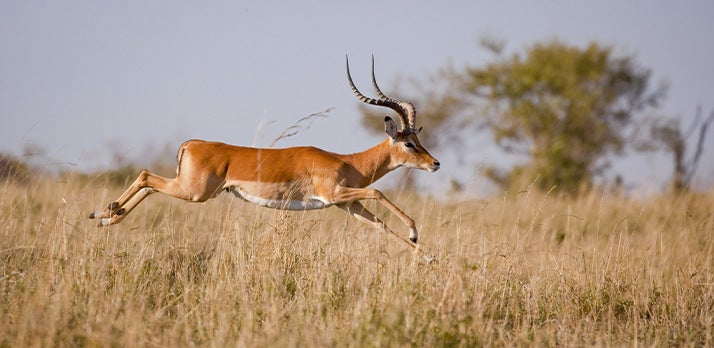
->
[
  {"left": 0, "top": 153, "right": 32, "bottom": 184},
  {"left": 60, "top": 164, "right": 142, "bottom": 188},
  {"left": 102, "top": 164, "right": 142, "bottom": 187}
]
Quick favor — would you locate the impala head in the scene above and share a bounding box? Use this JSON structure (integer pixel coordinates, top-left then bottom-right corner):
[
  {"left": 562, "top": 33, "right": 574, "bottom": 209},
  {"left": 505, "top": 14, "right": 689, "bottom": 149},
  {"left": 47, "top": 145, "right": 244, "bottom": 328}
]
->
[{"left": 346, "top": 56, "right": 440, "bottom": 172}]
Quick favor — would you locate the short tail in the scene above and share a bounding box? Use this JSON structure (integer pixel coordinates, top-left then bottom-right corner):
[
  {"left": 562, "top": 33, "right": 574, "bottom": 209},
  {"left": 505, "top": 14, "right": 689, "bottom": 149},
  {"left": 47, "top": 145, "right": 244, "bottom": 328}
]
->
[{"left": 175, "top": 140, "right": 192, "bottom": 177}]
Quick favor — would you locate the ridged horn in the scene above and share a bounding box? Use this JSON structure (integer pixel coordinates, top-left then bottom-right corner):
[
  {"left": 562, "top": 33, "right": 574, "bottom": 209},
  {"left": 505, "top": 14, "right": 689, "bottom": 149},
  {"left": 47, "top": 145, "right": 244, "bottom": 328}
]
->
[
  {"left": 370, "top": 55, "right": 417, "bottom": 131},
  {"left": 346, "top": 55, "right": 416, "bottom": 131}
]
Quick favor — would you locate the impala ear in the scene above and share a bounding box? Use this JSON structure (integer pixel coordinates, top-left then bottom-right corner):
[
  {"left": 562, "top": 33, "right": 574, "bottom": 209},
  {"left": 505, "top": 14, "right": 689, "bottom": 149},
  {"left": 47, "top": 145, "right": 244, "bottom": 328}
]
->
[{"left": 384, "top": 116, "right": 398, "bottom": 138}]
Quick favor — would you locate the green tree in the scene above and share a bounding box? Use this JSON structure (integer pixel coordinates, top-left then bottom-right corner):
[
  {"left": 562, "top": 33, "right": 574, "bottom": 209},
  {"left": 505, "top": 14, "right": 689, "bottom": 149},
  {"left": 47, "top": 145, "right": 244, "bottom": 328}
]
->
[{"left": 462, "top": 40, "right": 666, "bottom": 193}]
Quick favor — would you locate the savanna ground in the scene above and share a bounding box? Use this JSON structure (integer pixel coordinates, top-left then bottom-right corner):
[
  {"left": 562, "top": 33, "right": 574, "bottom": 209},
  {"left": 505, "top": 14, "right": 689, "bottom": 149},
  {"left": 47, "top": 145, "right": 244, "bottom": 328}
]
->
[{"left": 1, "top": 174, "right": 713, "bottom": 347}]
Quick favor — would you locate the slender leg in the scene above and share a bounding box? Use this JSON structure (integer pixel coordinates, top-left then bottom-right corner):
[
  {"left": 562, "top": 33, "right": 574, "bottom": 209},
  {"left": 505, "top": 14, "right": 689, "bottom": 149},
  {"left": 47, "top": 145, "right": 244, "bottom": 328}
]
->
[
  {"left": 336, "top": 202, "right": 433, "bottom": 262},
  {"left": 337, "top": 202, "right": 388, "bottom": 233},
  {"left": 89, "top": 170, "right": 151, "bottom": 220},
  {"left": 333, "top": 187, "right": 419, "bottom": 243},
  {"left": 104, "top": 187, "right": 156, "bottom": 225},
  {"left": 89, "top": 169, "right": 208, "bottom": 226}
]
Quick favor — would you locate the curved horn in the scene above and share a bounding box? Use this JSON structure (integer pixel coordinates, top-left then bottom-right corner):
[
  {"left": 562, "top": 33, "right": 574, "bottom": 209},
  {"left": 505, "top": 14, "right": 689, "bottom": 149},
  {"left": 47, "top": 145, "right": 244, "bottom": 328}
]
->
[
  {"left": 346, "top": 55, "right": 411, "bottom": 130},
  {"left": 370, "top": 55, "right": 418, "bottom": 131},
  {"left": 370, "top": 55, "right": 390, "bottom": 101}
]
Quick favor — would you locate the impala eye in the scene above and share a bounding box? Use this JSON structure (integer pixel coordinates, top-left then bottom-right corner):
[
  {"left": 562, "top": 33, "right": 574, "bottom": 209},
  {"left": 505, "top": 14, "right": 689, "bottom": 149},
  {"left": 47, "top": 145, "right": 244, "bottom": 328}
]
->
[{"left": 404, "top": 142, "right": 416, "bottom": 149}]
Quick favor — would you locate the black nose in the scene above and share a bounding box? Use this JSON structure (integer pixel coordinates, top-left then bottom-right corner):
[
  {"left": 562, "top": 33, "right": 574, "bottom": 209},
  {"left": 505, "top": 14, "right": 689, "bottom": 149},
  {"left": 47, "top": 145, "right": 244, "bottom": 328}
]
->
[{"left": 434, "top": 160, "right": 440, "bottom": 167}]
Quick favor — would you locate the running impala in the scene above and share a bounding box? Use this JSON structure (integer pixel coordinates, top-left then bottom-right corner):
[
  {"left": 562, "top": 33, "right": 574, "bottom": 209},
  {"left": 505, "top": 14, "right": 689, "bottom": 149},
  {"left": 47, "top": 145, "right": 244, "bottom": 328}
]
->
[{"left": 90, "top": 57, "right": 440, "bottom": 252}]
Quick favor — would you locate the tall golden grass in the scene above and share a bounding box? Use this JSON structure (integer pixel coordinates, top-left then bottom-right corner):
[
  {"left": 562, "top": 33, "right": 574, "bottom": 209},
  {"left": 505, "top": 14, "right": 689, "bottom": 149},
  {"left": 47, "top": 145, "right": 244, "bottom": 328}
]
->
[{"left": 1, "top": 175, "right": 712, "bottom": 346}]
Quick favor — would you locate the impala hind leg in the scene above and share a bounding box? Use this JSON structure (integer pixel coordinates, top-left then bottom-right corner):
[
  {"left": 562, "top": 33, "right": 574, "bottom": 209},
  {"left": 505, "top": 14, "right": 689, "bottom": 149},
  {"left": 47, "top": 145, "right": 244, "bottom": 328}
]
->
[{"left": 89, "top": 169, "right": 186, "bottom": 226}]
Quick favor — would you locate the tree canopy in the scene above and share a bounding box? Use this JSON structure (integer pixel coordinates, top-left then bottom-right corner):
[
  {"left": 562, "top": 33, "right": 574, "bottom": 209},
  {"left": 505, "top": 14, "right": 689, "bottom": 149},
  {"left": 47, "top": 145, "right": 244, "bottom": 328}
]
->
[
  {"left": 355, "top": 40, "right": 668, "bottom": 194},
  {"left": 462, "top": 40, "right": 666, "bottom": 192}
]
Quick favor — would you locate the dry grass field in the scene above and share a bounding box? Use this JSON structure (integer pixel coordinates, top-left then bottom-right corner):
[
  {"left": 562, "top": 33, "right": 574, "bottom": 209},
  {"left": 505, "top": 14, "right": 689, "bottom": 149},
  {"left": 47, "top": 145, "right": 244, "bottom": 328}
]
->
[{"left": 1, "top": 175, "right": 713, "bottom": 346}]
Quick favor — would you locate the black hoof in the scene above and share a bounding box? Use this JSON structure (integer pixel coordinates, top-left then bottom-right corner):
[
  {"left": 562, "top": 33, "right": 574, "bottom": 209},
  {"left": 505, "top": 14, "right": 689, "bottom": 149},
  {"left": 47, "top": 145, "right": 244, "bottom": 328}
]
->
[
  {"left": 410, "top": 237, "right": 418, "bottom": 244},
  {"left": 108, "top": 202, "right": 120, "bottom": 211},
  {"left": 89, "top": 212, "right": 96, "bottom": 219},
  {"left": 115, "top": 208, "right": 125, "bottom": 216}
]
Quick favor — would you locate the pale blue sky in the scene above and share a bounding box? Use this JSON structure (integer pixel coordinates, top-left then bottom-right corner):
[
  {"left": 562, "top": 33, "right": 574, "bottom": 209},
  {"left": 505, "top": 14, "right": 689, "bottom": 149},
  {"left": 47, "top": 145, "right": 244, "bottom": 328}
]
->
[{"left": 2, "top": 1, "right": 713, "bottom": 195}]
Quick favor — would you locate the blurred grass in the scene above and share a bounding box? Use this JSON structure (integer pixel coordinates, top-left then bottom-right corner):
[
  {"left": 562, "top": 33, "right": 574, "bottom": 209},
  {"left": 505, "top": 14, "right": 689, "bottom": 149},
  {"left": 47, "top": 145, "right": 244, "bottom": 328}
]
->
[{"left": 0, "top": 176, "right": 712, "bottom": 346}]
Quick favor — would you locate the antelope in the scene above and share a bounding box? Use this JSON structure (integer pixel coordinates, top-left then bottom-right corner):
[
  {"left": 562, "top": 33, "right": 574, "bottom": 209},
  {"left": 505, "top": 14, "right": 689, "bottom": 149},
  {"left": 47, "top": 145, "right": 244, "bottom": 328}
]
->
[{"left": 89, "top": 57, "right": 440, "bottom": 256}]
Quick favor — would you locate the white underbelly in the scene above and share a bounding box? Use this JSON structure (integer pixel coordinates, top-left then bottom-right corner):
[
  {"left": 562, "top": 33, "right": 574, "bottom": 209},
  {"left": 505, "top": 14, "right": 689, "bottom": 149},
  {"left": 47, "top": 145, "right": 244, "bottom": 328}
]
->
[{"left": 230, "top": 186, "right": 330, "bottom": 211}]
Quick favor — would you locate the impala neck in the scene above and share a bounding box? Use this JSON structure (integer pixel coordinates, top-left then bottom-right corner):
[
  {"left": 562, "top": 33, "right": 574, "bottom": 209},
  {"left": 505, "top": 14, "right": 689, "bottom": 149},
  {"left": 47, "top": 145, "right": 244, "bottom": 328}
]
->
[{"left": 341, "top": 138, "right": 398, "bottom": 187}]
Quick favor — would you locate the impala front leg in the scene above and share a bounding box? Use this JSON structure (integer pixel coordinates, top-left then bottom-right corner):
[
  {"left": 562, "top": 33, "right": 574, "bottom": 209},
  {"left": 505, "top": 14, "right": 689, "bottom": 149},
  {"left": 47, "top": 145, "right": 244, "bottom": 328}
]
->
[
  {"left": 336, "top": 202, "right": 434, "bottom": 262},
  {"left": 334, "top": 187, "right": 419, "bottom": 243}
]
